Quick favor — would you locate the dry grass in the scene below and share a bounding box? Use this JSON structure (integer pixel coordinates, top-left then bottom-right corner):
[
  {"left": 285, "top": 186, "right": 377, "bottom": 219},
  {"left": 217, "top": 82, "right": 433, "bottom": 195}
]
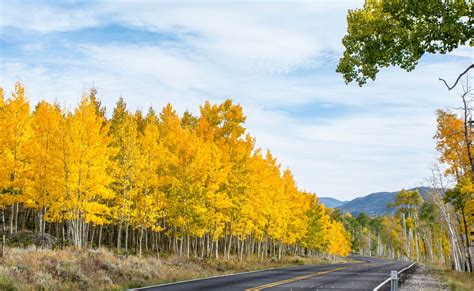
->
[
  {"left": 440, "top": 271, "right": 474, "bottom": 291},
  {"left": 0, "top": 247, "right": 335, "bottom": 290},
  {"left": 433, "top": 268, "right": 474, "bottom": 291}
]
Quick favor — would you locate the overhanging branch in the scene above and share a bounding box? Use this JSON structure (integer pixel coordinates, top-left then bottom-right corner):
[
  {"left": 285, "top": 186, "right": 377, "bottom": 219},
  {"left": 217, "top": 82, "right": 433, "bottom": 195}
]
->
[{"left": 439, "top": 64, "right": 474, "bottom": 91}]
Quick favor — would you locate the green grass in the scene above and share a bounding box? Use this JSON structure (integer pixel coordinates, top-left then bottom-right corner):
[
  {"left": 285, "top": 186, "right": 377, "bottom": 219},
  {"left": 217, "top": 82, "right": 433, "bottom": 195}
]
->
[{"left": 0, "top": 275, "right": 17, "bottom": 291}]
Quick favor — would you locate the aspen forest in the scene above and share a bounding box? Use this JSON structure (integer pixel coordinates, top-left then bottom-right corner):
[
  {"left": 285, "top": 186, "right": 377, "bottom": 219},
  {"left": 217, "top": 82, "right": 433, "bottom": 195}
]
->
[
  {"left": 333, "top": 187, "right": 473, "bottom": 272},
  {"left": 0, "top": 82, "right": 351, "bottom": 260},
  {"left": 1, "top": 80, "right": 473, "bottom": 278}
]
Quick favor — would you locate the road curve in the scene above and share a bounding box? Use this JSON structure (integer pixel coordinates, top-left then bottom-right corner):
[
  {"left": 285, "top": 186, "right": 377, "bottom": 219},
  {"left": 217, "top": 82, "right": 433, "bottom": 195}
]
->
[{"left": 133, "top": 255, "right": 414, "bottom": 291}]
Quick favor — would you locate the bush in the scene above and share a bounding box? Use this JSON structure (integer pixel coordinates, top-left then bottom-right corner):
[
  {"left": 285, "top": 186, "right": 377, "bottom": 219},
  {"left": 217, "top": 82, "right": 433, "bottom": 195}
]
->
[
  {"left": 7, "top": 230, "right": 57, "bottom": 249},
  {"left": 0, "top": 275, "right": 16, "bottom": 291}
]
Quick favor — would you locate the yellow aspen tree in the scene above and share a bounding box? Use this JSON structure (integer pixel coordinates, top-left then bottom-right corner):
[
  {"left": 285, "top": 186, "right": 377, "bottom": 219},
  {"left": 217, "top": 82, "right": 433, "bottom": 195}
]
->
[
  {"left": 0, "top": 86, "right": 7, "bottom": 232},
  {"left": 134, "top": 109, "right": 147, "bottom": 133},
  {"left": 197, "top": 100, "right": 249, "bottom": 259},
  {"left": 0, "top": 82, "right": 31, "bottom": 234},
  {"left": 88, "top": 87, "right": 107, "bottom": 120},
  {"left": 302, "top": 203, "right": 333, "bottom": 255},
  {"left": 282, "top": 170, "right": 310, "bottom": 246},
  {"left": 235, "top": 148, "right": 267, "bottom": 256},
  {"left": 24, "top": 101, "right": 63, "bottom": 233},
  {"left": 64, "top": 95, "right": 113, "bottom": 248},
  {"left": 133, "top": 110, "right": 166, "bottom": 257},
  {"left": 243, "top": 149, "right": 276, "bottom": 258},
  {"left": 381, "top": 216, "right": 405, "bottom": 259},
  {"left": 181, "top": 110, "right": 199, "bottom": 131},
  {"left": 289, "top": 191, "right": 312, "bottom": 255},
  {"left": 435, "top": 110, "right": 470, "bottom": 178},
  {"left": 159, "top": 105, "right": 209, "bottom": 257},
  {"left": 41, "top": 107, "right": 71, "bottom": 235},
  {"left": 200, "top": 138, "right": 230, "bottom": 259},
  {"left": 259, "top": 150, "right": 286, "bottom": 258},
  {"left": 181, "top": 109, "right": 227, "bottom": 242},
  {"left": 157, "top": 104, "right": 229, "bottom": 258},
  {"left": 158, "top": 104, "right": 191, "bottom": 256},
  {"left": 110, "top": 98, "right": 141, "bottom": 253},
  {"left": 278, "top": 169, "right": 298, "bottom": 258},
  {"left": 303, "top": 195, "right": 329, "bottom": 253},
  {"left": 327, "top": 220, "right": 351, "bottom": 257}
]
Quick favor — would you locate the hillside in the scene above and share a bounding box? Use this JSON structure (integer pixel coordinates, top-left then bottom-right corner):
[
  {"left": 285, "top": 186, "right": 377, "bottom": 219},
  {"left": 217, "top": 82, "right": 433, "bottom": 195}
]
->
[
  {"left": 319, "top": 197, "right": 346, "bottom": 208},
  {"left": 334, "top": 187, "right": 434, "bottom": 216}
]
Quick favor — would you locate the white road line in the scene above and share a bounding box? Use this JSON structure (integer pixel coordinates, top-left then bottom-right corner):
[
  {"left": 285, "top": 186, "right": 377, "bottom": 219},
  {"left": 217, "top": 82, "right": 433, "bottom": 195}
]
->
[{"left": 373, "top": 262, "right": 416, "bottom": 291}]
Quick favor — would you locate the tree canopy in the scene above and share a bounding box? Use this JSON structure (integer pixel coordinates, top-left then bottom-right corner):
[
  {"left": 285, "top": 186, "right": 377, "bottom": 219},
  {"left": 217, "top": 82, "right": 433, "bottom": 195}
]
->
[{"left": 337, "top": 0, "right": 472, "bottom": 86}]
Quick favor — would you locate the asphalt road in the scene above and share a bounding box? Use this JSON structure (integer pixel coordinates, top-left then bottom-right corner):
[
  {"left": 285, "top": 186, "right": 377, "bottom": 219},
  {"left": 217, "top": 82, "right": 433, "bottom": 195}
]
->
[{"left": 134, "top": 255, "right": 414, "bottom": 291}]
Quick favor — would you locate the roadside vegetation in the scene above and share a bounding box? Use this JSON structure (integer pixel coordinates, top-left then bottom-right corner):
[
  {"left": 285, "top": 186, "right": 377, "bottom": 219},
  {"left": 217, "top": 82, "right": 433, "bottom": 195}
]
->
[
  {"left": 432, "top": 266, "right": 474, "bottom": 291},
  {"left": 0, "top": 246, "right": 337, "bottom": 290}
]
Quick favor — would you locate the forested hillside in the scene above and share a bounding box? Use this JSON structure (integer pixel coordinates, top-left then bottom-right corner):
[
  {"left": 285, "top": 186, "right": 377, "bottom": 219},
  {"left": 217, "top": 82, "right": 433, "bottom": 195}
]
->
[
  {"left": 336, "top": 187, "right": 435, "bottom": 216},
  {"left": 319, "top": 197, "right": 345, "bottom": 208},
  {"left": 0, "top": 82, "right": 350, "bottom": 260}
]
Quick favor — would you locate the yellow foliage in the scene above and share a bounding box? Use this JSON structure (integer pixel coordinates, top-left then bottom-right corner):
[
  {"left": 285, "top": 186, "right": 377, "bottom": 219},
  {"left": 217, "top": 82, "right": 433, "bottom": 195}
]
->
[
  {"left": 0, "top": 82, "right": 31, "bottom": 208},
  {"left": 0, "top": 82, "right": 351, "bottom": 256},
  {"left": 327, "top": 220, "right": 351, "bottom": 256}
]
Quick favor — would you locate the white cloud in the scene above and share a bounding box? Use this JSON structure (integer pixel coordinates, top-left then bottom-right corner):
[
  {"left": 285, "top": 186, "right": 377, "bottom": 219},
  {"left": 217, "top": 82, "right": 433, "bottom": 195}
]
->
[{"left": 0, "top": 1, "right": 104, "bottom": 32}]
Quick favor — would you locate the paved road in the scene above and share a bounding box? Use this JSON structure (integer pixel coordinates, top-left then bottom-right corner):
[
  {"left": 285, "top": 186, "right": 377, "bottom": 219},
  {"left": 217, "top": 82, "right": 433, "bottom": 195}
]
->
[{"left": 134, "top": 255, "right": 414, "bottom": 291}]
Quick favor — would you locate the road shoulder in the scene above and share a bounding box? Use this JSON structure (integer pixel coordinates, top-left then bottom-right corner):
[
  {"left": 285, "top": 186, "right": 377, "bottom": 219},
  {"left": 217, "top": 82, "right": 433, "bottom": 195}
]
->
[{"left": 400, "top": 264, "right": 448, "bottom": 290}]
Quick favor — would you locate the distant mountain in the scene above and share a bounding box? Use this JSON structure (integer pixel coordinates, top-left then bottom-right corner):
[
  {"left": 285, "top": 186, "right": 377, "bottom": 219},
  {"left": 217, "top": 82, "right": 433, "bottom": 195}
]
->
[
  {"left": 319, "top": 197, "right": 346, "bottom": 208},
  {"left": 333, "top": 187, "right": 435, "bottom": 216}
]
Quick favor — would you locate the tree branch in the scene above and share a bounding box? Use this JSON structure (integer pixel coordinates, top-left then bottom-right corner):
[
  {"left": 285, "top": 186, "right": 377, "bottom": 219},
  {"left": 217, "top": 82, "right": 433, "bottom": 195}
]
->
[{"left": 439, "top": 64, "right": 474, "bottom": 91}]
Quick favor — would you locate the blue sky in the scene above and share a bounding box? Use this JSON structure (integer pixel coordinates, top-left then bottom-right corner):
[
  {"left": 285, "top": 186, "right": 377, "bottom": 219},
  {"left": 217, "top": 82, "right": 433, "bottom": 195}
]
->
[{"left": 1, "top": 0, "right": 472, "bottom": 200}]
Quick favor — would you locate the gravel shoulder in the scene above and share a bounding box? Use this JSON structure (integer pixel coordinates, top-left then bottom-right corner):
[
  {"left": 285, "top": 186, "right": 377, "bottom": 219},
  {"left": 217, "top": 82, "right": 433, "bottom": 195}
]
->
[{"left": 400, "top": 265, "right": 448, "bottom": 291}]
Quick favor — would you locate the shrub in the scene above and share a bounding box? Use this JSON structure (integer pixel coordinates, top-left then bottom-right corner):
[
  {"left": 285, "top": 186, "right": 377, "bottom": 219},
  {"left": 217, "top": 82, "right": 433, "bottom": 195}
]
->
[
  {"left": 0, "top": 275, "right": 16, "bottom": 291},
  {"left": 7, "top": 231, "right": 57, "bottom": 249}
]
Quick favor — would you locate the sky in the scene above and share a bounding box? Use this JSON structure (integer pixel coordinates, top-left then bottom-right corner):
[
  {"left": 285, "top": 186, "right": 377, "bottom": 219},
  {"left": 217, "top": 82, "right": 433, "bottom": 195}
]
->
[{"left": 1, "top": 0, "right": 472, "bottom": 201}]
